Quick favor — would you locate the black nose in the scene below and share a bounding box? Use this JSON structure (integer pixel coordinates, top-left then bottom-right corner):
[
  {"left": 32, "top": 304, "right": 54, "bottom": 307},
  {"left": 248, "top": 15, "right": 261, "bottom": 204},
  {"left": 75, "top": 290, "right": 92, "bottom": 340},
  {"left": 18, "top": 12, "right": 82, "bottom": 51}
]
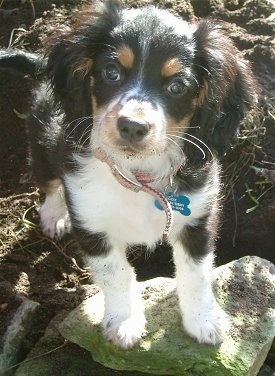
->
[{"left": 117, "top": 117, "right": 150, "bottom": 142}]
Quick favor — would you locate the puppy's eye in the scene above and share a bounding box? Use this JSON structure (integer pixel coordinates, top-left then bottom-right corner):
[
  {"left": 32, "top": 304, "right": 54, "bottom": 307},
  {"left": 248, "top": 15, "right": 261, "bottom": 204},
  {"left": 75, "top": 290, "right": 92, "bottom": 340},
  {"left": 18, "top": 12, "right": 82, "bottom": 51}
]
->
[
  {"left": 102, "top": 63, "right": 121, "bottom": 83},
  {"left": 166, "top": 78, "right": 186, "bottom": 97}
]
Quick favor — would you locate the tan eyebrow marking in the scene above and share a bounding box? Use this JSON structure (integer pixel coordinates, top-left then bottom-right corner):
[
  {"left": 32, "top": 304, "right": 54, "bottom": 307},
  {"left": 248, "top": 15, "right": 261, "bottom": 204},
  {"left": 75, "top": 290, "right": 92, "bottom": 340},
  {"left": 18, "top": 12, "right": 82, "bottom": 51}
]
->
[
  {"left": 116, "top": 45, "right": 135, "bottom": 69},
  {"left": 161, "top": 58, "right": 184, "bottom": 77}
]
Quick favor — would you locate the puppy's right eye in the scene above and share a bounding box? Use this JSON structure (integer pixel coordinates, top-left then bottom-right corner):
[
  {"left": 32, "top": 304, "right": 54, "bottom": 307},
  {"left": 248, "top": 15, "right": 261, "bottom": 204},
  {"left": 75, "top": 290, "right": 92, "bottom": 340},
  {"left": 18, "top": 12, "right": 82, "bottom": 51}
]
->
[{"left": 102, "top": 63, "right": 121, "bottom": 83}]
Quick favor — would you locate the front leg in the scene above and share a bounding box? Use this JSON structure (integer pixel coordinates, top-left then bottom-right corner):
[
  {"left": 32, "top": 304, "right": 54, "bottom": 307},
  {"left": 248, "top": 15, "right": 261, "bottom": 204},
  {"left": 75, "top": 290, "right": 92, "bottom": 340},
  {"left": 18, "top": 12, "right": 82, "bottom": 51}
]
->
[
  {"left": 173, "top": 221, "right": 229, "bottom": 345},
  {"left": 84, "top": 234, "right": 146, "bottom": 349},
  {"left": 39, "top": 180, "right": 71, "bottom": 239}
]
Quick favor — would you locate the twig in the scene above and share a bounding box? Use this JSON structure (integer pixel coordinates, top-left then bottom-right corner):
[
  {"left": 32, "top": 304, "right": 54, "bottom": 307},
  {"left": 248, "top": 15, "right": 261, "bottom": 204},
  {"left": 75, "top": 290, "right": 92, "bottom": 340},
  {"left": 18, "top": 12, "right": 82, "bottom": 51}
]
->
[
  {"left": 3, "top": 340, "right": 68, "bottom": 372},
  {"left": 231, "top": 186, "right": 238, "bottom": 248},
  {"left": 29, "top": 0, "right": 35, "bottom": 19},
  {"left": 8, "top": 27, "right": 27, "bottom": 48},
  {"left": 2, "top": 191, "right": 39, "bottom": 202},
  {"left": 41, "top": 235, "right": 88, "bottom": 274},
  {"left": 251, "top": 165, "right": 275, "bottom": 183}
]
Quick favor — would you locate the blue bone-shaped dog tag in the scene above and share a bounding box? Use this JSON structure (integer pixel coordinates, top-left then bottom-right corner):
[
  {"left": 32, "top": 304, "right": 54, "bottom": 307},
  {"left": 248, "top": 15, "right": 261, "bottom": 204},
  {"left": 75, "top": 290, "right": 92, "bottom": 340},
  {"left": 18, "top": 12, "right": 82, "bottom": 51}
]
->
[{"left": 155, "top": 193, "right": 191, "bottom": 216}]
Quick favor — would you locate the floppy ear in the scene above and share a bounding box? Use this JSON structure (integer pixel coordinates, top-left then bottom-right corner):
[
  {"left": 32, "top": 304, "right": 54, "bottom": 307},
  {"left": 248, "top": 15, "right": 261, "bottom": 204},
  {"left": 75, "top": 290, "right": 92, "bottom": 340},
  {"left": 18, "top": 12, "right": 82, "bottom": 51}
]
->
[
  {"left": 46, "top": 0, "right": 121, "bottom": 122},
  {"left": 191, "top": 20, "right": 257, "bottom": 156}
]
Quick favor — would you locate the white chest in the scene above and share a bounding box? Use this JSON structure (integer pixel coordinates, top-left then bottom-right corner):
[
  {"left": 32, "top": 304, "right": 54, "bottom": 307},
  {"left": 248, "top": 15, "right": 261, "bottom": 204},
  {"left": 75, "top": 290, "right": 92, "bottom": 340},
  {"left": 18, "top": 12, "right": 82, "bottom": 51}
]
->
[{"left": 64, "top": 159, "right": 210, "bottom": 247}]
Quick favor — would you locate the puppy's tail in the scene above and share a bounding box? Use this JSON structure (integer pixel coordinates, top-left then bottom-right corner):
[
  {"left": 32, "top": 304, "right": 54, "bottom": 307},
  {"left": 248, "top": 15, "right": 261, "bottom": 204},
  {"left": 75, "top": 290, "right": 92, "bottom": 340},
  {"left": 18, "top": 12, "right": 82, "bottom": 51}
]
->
[{"left": 0, "top": 49, "right": 46, "bottom": 78}]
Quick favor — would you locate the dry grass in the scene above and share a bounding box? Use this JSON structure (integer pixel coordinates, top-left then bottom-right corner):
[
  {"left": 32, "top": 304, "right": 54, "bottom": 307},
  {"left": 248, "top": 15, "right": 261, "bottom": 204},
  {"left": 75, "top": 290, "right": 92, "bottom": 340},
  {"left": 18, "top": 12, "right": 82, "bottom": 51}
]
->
[{"left": 223, "top": 101, "right": 275, "bottom": 201}]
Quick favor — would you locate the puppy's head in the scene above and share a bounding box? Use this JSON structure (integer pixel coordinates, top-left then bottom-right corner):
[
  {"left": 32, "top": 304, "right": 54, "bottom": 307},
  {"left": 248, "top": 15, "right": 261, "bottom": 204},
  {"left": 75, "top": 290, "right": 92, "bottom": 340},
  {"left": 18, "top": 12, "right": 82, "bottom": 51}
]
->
[{"left": 47, "top": 1, "right": 256, "bottom": 168}]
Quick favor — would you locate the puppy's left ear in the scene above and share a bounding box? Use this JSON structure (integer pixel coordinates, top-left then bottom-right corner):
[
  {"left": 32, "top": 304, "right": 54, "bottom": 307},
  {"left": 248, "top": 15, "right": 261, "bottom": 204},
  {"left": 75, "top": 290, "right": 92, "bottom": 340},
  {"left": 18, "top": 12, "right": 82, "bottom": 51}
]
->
[{"left": 192, "top": 20, "right": 257, "bottom": 156}]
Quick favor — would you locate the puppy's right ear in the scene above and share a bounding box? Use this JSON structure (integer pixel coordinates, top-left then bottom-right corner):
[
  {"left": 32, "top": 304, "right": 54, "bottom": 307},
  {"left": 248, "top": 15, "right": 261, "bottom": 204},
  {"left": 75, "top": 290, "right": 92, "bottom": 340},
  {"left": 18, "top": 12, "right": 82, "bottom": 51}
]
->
[{"left": 45, "top": 1, "right": 121, "bottom": 121}]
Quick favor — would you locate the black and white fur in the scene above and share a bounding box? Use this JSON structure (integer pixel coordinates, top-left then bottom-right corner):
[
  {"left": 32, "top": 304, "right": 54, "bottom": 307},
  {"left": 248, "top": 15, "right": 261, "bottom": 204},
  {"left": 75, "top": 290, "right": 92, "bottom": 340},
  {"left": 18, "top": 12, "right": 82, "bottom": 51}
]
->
[{"left": 0, "top": 1, "right": 256, "bottom": 349}]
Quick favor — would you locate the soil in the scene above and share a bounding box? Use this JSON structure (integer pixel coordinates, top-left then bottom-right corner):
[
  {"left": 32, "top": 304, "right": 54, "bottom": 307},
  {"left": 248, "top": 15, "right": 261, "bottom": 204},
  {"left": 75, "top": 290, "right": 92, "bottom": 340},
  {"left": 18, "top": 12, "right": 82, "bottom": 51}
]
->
[{"left": 0, "top": 0, "right": 274, "bottom": 374}]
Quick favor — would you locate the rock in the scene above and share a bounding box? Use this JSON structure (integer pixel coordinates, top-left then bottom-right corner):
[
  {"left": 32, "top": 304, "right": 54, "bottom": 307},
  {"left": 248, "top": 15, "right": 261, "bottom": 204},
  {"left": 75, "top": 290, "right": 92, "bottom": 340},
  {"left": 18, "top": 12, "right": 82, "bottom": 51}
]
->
[
  {"left": 14, "top": 312, "right": 95, "bottom": 376},
  {"left": 257, "top": 364, "right": 275, "bottom": 376},
  {"left": 58, "top": 256, "right": 275, "bottom": 376},
  {"left": 0, "top": 296, "right": 40, "bottom": 375},
  {"left": 14, "top": 312, "right": 147, "bottom": 376}
]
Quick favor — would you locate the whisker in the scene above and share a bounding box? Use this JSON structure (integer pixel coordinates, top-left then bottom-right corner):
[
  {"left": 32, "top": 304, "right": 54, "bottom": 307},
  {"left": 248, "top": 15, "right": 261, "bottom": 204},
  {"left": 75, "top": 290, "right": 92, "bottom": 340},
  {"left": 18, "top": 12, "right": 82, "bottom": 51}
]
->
[
  {"left": 32, "top": 113, "right": 49, "bottom": 126},
  {"left": 183, "top": 133, "right": 213, "bottom": 158},
  {"left": 65, "top": 115, "right": 93, "bottom": 132},
  {"left": 66, "top": 112, "right": 119, "bottom": 153},
  {"left": 167, "top": 129, "right": 213, "bottom": 159},
  {"left": 192, "top": 63, "right": 212, "bottom": 76},
  {"left": 167, "top": 126, "right": 201, "bottom": 130},
  {"left": 168, "top": 134, "right": 206, "bottom": 159},
  {"left": 67, "top": 115, "right": 93, "bottom": 125},
  {"left": 65, "top": 116, "right": 93, "bottom": 139},
  {"left": 166, "top": 136, "right": 185, "bottom": 158},
  {"left": 189, "top": 72, "right": 199, "bottom": 88},
  {"left": 73, "top": 124, "right": 92, "bottom": 153}
]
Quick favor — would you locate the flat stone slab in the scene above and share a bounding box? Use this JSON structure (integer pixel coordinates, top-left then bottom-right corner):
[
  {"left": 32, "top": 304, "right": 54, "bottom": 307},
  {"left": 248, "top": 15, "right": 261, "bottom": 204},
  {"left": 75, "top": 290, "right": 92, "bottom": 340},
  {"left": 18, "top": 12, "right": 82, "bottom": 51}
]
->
[{"left": 59, "top": 256, "right": 275, "bottom": 376}]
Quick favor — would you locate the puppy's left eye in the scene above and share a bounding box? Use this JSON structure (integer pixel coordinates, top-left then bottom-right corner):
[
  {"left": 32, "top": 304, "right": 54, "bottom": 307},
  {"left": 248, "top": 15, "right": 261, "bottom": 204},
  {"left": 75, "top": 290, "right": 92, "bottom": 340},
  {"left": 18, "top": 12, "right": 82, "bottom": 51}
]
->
[
  {"left": 102, "top": 63, "right": 121, "bottom": 83},
  {"left": 166, "top": 78, "right": 186, "bottom": 97}
]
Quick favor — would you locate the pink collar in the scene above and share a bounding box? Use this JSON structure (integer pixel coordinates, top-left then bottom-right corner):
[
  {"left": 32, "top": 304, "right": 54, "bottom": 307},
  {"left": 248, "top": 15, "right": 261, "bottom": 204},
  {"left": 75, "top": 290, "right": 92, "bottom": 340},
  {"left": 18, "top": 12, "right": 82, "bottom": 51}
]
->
[{"left": 92, "top": 147, "right": 182, "bottom": 242}]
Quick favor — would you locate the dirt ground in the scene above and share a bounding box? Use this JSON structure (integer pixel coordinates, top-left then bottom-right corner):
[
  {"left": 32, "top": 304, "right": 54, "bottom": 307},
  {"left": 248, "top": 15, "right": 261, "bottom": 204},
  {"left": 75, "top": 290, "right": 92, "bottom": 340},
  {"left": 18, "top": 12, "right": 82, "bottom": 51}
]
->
[{"left": 0, "top": 0, "right": 275, "bottom": 373}]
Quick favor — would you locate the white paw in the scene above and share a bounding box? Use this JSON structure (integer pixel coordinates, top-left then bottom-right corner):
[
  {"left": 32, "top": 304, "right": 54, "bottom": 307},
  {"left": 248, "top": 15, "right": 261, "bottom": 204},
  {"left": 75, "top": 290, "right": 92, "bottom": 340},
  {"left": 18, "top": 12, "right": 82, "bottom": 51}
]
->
[
  {"left": 39, "top": 196, "right": 71, "bottom": 239},
  {"left": 183, "top": 303, "right": 229, "bottom": 345},
  {"left": 102, "top": 314, "right": 147, "bottom": 349}
]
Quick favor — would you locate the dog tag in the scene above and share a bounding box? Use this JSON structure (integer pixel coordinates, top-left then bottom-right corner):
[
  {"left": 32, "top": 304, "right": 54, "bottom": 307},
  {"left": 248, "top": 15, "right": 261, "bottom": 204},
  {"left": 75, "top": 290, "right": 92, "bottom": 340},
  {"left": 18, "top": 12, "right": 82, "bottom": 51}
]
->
[{"left": 154, "top": 193, "right": 191, "bottom": 216}]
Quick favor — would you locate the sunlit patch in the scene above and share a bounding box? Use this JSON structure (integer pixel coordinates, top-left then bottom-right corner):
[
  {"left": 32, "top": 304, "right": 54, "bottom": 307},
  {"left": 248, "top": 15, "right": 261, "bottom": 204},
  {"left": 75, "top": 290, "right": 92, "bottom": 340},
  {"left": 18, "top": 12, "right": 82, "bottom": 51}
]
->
[
  {"left": 161, "top": 58, "right": 184, "bottom": 77},
  {"left": 118, "top": 99, "right": 157, "bottom": 126},
  {"left": 116, "top": 45, "right": 135, "bottom": 69}
]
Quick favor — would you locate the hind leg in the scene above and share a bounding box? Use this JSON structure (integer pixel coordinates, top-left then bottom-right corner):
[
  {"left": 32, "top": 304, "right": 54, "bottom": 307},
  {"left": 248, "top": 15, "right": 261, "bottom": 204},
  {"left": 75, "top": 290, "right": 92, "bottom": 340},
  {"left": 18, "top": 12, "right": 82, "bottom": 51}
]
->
[{"left": 39, "top": 179, "right": 71, "bottom": 238}]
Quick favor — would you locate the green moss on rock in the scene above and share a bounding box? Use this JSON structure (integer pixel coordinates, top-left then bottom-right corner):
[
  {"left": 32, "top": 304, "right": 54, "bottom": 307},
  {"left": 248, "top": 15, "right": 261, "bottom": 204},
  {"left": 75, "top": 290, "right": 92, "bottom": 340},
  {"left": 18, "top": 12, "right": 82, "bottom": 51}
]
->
[{"left": 58, "top": 257, "right": 275, "bottom": 376}]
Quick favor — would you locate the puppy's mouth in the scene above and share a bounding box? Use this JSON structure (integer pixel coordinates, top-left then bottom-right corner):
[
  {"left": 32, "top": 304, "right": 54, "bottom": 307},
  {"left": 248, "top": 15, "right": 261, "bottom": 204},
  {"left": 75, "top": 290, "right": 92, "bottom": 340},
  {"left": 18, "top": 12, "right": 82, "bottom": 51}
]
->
[
  {"left": 93, "top": 147, "right": 158, "bottom": 185},
  {"left": 115, "top": 141, "right": 161, "bottom": 156},
  {"left": 133, "top": 171, "right": 157, "bottom": 184}
]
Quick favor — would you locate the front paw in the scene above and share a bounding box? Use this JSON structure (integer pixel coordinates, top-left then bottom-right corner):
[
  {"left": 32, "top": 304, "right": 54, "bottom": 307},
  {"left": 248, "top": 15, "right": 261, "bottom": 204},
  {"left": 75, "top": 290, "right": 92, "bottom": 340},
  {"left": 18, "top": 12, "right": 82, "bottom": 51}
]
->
[
  {"left": 39, "top": 201, "right": 71, "bottom": 238},
  {"left": 183, "top": 303, "right": 229, "bottom": 345},
  {"left": 102, "top": 314, "right": 147, "bottom": 349}
]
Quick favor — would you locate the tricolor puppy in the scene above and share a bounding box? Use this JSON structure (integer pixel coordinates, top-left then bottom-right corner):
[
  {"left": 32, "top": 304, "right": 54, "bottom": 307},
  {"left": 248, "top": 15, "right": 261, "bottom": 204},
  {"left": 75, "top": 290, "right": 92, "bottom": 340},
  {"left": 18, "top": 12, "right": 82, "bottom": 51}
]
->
[{"left": 0, "top": 1, "right": 256, "bottom": 348}]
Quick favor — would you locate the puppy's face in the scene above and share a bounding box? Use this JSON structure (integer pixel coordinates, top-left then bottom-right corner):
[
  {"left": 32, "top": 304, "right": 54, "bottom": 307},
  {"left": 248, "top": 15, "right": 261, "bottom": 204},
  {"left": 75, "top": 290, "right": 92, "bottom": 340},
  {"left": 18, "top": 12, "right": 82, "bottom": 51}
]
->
[
  {"left": 90, "top": 12, "right": 198, "bottom": 158},
  {"left": 47, "top": 2, "right": 256, "bottom": 163}
]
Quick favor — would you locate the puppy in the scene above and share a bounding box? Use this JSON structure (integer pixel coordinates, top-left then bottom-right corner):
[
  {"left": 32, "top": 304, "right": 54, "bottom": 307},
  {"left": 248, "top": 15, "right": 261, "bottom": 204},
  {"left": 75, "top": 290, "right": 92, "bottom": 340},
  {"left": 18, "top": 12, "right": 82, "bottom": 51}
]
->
[{"left": 0, "top": 1, "right": 256, "bottom": 349}]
